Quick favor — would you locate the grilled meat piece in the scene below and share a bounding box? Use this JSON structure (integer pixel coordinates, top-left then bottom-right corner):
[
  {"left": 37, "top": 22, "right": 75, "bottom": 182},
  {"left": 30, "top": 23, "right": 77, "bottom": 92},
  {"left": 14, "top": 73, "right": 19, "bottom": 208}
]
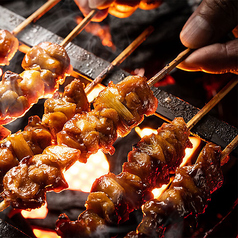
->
[
  {"left": 0, "top": 115, "right": 52, "bottom": 192},
  {"left": 1, "top": 145, "right": 80, "bottom": 209},
  {"left": 22, "top": 42, "right": 72, "bottom": 93},
  {"left": 43, "top": 79, "right": 90, "bottom": 136},
  {"left": 93, "top": 75, "right": 158, "bottom": 137},
  {"left": 57, "top": 106, "right": 119, "bottom": 163},
  {"left": 56, "top": 211, "right": 107, "bottom": 238},
  {"left": 0, "top": 30, "right": 19, "bottom": 66},
  {"left": 0, "top": 70, "right": 44, "bottom": 124}
]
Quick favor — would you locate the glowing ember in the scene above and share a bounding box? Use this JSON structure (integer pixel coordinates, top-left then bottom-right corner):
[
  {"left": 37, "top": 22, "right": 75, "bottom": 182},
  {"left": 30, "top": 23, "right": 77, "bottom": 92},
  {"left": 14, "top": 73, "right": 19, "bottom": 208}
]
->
[
  {"left": 152, "top": 183, "right": 170, "bottom": 199},
  {"left": 21, "top": 202, "right": 48, "bottom": 219},
  {"left": 76, "top": 17, "right": 116, "bottom": 50},
  {"left": 180, "top": 136, "right": 201, "bottom": 167},
  {"left": 135, "top": 127, "right": 157, "bottom": 137},
  {"left": 64, "top": 150, "right": 109, "bottom": 192},
  {"left": 33, "top": 228, "right": 60, "bottom": 238},
  {"left": 0, "top": 68, "right": 2, "bottom": 77},
  {"left": 87, "top": 84, "right": 105, "bottom": 102}
]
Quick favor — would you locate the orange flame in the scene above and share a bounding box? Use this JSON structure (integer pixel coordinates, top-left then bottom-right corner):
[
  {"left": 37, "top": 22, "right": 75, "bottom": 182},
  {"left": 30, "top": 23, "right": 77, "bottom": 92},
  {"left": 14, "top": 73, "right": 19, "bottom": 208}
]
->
[
  {"left": 152, "top": 183, "right": 170, "bottom": 199},
  {"left": 64, "top": 150, "right": 109, "bottom": 192},
  {"left": 76, "top": 17, "right": 116, "bottom": 51},
  {"left": 21, "top": 202, "right": 48, "bottom": 219},
  {"left": 33, "top": 228, "right": 60, "bottom": 238},
  {"left": 135, "top": 127, "right": 157, "bottom": 137},
  {"left": 180, "top": 136, "right": 201, "bottom": 167},
  {"left": 87, "top": 84, "right": 105, "bottom": 102}
]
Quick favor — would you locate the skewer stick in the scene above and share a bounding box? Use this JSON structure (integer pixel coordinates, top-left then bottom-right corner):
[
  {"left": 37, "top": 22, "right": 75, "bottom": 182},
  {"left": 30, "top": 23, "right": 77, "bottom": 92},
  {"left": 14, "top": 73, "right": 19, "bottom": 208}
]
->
[
  {"left": 151, "top": 72, "right": 237, "bottom": 131},
  {"left": 0, "top": 200, "right": 9, "bottom": 213},
  {"left": 60, "top": 9, "right": 98, "bottom": 47},
  {"left": 147, "top": 48, "right": 192, "bottom": 87},
  {"left": 187, "top": 76, "right": 238, "bottom": 130},
  {"left": 221, "top": 134, "right": 238, "bottom": 166},
  {"left": 85, "top": 26, "right": 154, "bottom": 94},
  {"left": 12, "top": 0, "right": 61, "bottom": 36}
]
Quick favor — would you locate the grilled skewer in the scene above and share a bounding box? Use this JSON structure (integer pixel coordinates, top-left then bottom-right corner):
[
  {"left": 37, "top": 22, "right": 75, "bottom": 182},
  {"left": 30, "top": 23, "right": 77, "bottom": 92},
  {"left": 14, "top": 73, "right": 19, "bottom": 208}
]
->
[
  {"left": 125, "top": 136, "right": 238, "bottom": 237},
  {"left": 1, "top": 21, "right": 153, "bottom": 126},
  {"left": 0, "top": 42, "right": 72, "bottom": 125},
  {"left": 0, "top": 78, "right": 88, "bottom": 193},
  {"left": 0, "top": 73, "right": 157, "bottom": 212}
]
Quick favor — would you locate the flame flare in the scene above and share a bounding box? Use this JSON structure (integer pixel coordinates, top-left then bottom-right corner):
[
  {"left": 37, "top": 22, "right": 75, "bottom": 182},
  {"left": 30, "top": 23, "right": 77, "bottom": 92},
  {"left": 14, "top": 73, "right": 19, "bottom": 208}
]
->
[
  {"left": 76, "top": 17, "right": 116, "bottom": 51},
  {"left": 64, "top": 150, "right": 109, "bottom": 192}
]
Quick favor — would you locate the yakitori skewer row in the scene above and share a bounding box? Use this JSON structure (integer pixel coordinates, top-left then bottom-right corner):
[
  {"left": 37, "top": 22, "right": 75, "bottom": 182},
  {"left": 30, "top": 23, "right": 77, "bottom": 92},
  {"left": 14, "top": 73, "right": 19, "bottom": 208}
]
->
[
  {"left": 54, "top": 76, "right": 237, "bottom": 237},
  {"left": 0, "top": 21, "right": 153, "bottom": 126},
  {"left": 0, "top": 24, "right": 155, "bottom": 194},
  {"left": 0, "top": 26, "right": 156, "bottom": 212},
  {"left": 0, "top": 45, "right": 237, "bottom": 215}
]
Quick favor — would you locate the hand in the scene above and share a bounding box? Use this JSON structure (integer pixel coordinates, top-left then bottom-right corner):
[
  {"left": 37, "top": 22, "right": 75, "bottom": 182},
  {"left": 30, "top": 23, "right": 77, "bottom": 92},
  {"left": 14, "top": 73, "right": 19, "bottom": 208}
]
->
[
  {"left": 178, "top": 0, "right": 238, "bottom": 75},
  {"left": 74, "top": 0, "right": 162, "bottom": 22}
]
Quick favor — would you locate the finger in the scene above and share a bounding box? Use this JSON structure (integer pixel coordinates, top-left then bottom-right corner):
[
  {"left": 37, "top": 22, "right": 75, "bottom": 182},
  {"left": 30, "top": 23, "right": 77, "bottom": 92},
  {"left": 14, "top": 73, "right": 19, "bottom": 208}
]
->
[
  {"left": 89, "top": 0, "right": 114, "bottom": 9},
  {"left": 177, "top": 39, "right": 238, "bottom": 74},
  {"left": 180, "top": 0, "right": 238, "bottom": 49},
  {"left": 108, "top": 0, "right": 141, "bottom": 18},
  {"left": 74, "top": 0, "right": 109, "bottom": 22}
]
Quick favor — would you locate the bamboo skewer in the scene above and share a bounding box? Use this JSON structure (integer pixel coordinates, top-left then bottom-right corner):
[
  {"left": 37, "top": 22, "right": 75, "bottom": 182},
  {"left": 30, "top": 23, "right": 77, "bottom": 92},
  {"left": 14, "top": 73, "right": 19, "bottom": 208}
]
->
[
  {"left": 0, "top": 200, "right": 9, "bottom": 213},
  {"left": 147, "top": 48, "right": 192, "bottom": 87},
  {"left": 12, "top": 0, "right": 61, "bottom": 36},
  {"left": 85, "top": 26, "right": 154, "bottom": 94},
  {"left": 60, "top": 9, "right": 98, "bottom": 47},
  {"left": 221, "top": 134, "right": 238, "bottom": 166},
  {"left": 187, "top": 76, "right": 238, "bottom": 130}
]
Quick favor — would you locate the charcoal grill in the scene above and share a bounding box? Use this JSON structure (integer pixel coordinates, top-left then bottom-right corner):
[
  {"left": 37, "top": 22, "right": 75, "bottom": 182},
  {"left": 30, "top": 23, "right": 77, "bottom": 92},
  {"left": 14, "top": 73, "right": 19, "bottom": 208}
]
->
[{"left": 0, "top": 1, "right": 237, "bottom": 237}]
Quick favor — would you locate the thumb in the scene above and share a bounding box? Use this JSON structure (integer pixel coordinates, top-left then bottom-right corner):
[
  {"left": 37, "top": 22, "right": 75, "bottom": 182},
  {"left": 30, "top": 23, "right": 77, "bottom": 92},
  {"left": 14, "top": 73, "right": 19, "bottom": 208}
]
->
[
  {"left": 180, "top": 0, "right": 238, "bottom": 49},
  {"left": 177, "top": 39, "right": 238, "bottom": 74}
]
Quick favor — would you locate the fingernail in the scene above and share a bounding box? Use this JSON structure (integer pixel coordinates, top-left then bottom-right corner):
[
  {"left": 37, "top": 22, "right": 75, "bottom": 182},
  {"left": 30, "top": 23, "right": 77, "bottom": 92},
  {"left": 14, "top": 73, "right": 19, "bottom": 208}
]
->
[
  {"left": 180, "top": 15, "right": 213, "bottom": 49},
  {"left": 89, "top": 0, "right": 107, "bottom": 8}
]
